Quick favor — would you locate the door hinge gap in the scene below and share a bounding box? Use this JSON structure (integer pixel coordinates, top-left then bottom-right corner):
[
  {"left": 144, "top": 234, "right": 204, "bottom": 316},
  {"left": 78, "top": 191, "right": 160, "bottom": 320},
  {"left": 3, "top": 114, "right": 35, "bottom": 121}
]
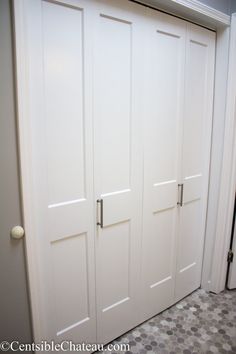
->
[{"left": 227, "top": 250, "right": 234, "bottom": 263}]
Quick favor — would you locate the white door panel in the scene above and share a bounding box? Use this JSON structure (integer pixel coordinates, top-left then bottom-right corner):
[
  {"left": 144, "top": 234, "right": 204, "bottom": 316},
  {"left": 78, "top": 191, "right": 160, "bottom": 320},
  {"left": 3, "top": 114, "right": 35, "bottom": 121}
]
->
[
  {"left": 175, "top": 24, "right": 215, "bottom": 302},
  {"left": 25, "top": 0, "right": 96, "bottom": 347},
  {"left": 152, "top": 181, "right": 177, "bottom": 212},
  {"left": 184, "top": 175, "right": 202, "bottom": 204},
  {"left": 43, "top": 1, "right": 85, "bottom": 206},
  {"left": 141, "top": 10, "right": 186, "bottom": 320},
  {"left": 101, "top": 191, "right": 132, "bottom": 227},
  {"left": 93, "top": 0, "right": 144, "bottom": 344}
]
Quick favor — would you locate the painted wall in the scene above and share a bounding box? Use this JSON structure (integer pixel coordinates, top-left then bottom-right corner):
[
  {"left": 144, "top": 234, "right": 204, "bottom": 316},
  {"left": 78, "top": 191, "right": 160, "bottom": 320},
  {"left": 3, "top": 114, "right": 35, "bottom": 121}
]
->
[
  {"left": 198, "top": 0, "right": 231, "bottom": 15},
  {"left": 200, "top": 0, "right": 236, "bottom": 15},
  {"left": 231, "top": 0, "right": 236, "bottom": 13},
  {"left": 0, "top": 0, "right": 33, "bottom": 347}
]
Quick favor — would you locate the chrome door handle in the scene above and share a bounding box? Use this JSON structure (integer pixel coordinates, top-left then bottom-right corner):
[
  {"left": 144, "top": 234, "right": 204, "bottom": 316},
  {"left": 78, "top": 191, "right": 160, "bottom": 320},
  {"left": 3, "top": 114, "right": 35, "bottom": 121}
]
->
[
  {"left": 177, "top": 184, "right": 184, "bottom": 207},
  {"left": 97, "top": 199, "right": 104, "bottom": 228}
]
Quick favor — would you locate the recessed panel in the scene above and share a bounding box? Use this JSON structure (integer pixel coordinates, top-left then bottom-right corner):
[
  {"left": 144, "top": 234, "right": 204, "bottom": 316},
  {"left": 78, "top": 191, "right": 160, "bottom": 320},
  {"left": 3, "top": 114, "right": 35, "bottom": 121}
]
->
[
  {"left": 152, "top": 181, "right": 177, "bottom": 212},
  {"left": 147, "top": 30, "right": 183, "bottom": 184},
  {"left": 183, "top": 41, "right": 207, "bottom": 178},
  {"left": 184, "top": 175, "right": 202, "bottom": 203},
  {"left": 178, "top": 201, "right": 201, "bottom": 271},
  {"left": 96, "top": 15, "right": 132, "bottom": 194},
  {"left": 51, "top": 234, "right": 89, "bottom": 333},
  {"left": 42, "top": 1, "right": 85, "bottom": 205},
  {"left": 144, "top": 209, "right": 176, "bottom": 287},
  {"left": 102, "top": 190, "right": 131, "bottom": 227},
  {"left": 98, "top": 221, "right": 130, "bottom": 310}
]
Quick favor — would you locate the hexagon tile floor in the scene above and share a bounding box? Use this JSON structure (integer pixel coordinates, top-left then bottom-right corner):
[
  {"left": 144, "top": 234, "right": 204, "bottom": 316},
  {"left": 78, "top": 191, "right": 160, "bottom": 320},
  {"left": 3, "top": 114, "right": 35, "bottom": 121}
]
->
[{"left": 100, "top": 289, "right": 236, "bottom": 354}]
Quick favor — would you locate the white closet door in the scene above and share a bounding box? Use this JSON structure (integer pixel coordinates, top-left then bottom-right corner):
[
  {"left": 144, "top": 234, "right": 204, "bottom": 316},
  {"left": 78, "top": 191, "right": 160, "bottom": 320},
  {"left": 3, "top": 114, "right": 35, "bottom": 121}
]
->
[
  {"left": 175, "top": 24, "right": 215, "bottom": 301},
  {"left": 24, "top": 0, "right": 96, "bottom": 346},
  {"left": 141, "top": 10, "right": 185, "bottom": 320},
  {"left": 93, "top": 0, "right": 144, "bottom": 344}
]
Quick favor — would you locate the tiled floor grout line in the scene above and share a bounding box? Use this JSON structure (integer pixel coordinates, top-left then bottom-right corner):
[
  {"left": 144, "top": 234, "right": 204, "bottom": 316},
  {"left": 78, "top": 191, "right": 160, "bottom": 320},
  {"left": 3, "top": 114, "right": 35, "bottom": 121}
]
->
[{"left": 99, "top": 289, "right": 236, "bottom": 354}]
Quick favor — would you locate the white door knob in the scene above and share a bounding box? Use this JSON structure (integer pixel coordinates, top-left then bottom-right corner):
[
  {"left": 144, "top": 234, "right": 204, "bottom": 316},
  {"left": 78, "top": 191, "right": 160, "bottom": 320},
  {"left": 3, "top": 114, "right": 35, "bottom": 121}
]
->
[{"left": 10, "top": 226, "right": 25, "bottom": 240}]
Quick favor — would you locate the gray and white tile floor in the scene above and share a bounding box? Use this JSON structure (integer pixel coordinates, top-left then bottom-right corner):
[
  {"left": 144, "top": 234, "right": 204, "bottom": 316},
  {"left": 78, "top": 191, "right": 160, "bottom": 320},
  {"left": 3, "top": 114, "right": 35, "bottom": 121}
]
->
[{"left": 101, "top": 289, "right": 236, "bottom": 354}]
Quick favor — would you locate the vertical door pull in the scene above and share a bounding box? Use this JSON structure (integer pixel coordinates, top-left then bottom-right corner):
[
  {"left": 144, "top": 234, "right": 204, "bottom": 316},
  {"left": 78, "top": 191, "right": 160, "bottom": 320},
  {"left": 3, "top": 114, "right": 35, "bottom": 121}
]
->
[
  {"left": 178, "top": 184, "right": 184, "bottom": 207},
  {"left": 97, "top": 199, "right": 104, "bottom": 228}
]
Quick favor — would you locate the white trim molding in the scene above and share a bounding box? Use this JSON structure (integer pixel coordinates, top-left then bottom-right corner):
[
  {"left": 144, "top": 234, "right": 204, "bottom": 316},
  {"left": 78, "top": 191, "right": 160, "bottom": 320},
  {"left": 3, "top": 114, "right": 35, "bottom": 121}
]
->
[
  {"left": 133, "top": 0, "right": 230, "bottom": 28},
  {"left": 201, "top": 25, "right": 230, "bottom": 292},
  {"left": 13, "top": 0, "right": 44, "bottom": 342},
  {"left": 210, "top": 13, "right": 236, "bottom": 293},
  {"left": 169, "top": 0, "right": 230, "bottom": 25}
]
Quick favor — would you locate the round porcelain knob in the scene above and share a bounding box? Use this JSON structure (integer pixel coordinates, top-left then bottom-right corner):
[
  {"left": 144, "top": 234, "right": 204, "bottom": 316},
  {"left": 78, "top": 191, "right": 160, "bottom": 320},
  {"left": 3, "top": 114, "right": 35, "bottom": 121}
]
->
[{"left": 10, "top": 226, "right": 25, "bottom": 240}]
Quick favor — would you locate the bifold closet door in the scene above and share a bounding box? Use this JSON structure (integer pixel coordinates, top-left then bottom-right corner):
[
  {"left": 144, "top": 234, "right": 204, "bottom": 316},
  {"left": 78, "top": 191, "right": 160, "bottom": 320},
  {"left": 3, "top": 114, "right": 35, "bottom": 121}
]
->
[
  {"left": 17, "top": 0, "right": 216, "bottom": 348},
  {"left": 141, "top": 10, "right": 215, "bottom": 317},
  {"left": 93, "top": 0, "right": 144, "bottom": 344},
  {"left": 175, "top": 24, "right": 215, "bottom": 301},
  {"left": 140, "top": 10, "right": 185, "bottom": 320},
  {"left": 23, "top": 0, "right": 97, "bottom": 347}
]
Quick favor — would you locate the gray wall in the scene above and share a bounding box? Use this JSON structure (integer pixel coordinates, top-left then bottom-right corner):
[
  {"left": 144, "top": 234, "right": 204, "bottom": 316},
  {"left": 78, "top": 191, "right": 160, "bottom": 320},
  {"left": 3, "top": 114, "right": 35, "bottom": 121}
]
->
[
  {"left": 231, "top": 0, "right": 236, "bottom": 13},
  {"left": 0, "top": 0, "right": 32, "bottom": 349},
  {"left": 199, "top": 0, "right": 236, "bottom": 15},
  {"left": 198, "top": 0, "right": 231, "bottom": 15}
]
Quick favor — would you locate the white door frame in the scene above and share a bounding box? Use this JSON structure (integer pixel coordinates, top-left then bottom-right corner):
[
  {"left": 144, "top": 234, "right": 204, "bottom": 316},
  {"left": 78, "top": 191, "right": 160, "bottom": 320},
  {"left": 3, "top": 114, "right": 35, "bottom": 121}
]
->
[
  {"left": 13, "top": 0, "right": 45, "bottom": 341},
  {"left": 209, "top": 14, "right": 236, "bottom": 293},
  {"left": 13, "top": 0, "right": 234, "bottom": 342}
]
